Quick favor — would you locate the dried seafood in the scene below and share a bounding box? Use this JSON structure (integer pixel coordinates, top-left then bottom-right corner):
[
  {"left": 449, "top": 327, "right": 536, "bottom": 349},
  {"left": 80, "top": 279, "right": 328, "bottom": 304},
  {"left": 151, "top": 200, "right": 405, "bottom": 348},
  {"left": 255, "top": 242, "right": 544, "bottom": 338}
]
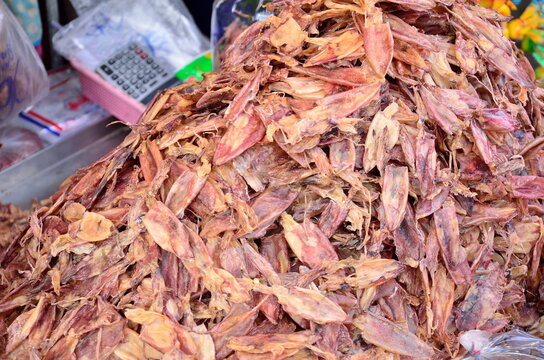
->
[{"left": 2, "top": 0, "right": 544, "bottom": 358}]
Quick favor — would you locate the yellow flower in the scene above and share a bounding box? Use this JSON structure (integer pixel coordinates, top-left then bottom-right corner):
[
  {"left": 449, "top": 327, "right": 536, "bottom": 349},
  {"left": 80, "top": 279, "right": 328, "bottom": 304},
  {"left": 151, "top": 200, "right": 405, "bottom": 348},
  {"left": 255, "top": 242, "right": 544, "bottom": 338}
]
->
[
  {"left": 494, "top": 2, "right": 512, "bottom": 15},
  {"left": 507, "top": 19, "right": 526, "bottom": 39},
  {"left": 479, "top": 0, "right": 516, "bottom": 15},
  {"left": 505, "top": 5, "right": 544, "bottom": 40}
]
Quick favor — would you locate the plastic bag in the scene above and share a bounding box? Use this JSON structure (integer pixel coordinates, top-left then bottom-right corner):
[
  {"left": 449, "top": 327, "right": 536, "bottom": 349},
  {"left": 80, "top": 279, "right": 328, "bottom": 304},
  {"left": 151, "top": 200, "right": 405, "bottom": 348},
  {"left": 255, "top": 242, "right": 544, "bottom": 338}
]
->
[
  {"left": 211, "top": 0, "right": 272, "bottom": 69},
  {"left": 0, "top": 126, "right": 44, "bottom": 172},
  {"left": 53, "top": 0, "right": 209, "bottom": 72},
  {"left": 0, "top": 1, "right": 48, "bottom": 124},
  {"left": 68, "top": 0, "right": 103, "bottom": 15},
  {"left": 18, "top": 67, "right": 109, "bottom": 144},
  {"left": 460, "top": 329, "right": 544, "bottom": 359}
]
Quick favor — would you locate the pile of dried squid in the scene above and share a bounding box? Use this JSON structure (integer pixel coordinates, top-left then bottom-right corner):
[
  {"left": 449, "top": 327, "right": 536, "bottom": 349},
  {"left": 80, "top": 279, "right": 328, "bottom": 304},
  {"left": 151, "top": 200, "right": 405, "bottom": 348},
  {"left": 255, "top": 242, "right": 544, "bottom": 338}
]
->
[{"left": 2, "top": 0, "right": 544, "bottom": 358}]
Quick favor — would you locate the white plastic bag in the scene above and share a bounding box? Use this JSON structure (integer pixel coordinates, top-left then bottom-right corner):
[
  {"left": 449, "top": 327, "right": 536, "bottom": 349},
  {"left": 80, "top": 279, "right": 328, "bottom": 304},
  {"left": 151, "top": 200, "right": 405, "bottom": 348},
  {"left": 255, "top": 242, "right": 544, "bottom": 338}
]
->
[
  {"left": 53, "top": 0, "right": 209, "bottom": 72},
  {"left": 461, "top": 329, "right": 544, "bottom": 359},
  {"left": 68, "top": 0, "right": 102, "bottom": 15},
  {"left": 0, "top": 1, "right": 48, "bottom": 124},
  {"left": 18, "top": 67, "right": 109, "bottom": 144}
]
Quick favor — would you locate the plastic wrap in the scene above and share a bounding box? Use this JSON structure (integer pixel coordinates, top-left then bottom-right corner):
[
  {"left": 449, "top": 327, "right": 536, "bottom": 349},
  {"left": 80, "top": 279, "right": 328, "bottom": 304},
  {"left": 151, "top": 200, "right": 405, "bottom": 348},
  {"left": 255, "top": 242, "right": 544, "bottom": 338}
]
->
[
  {"left": 18, "top": 67, "right": 109, "bottom": 144},
  {"left": 211, "top": 0, "right": 271, "bottom": 69},
  {"left": 460, "top": 329, "right": 544, "bottom": 359},
  {"left": 0, "top": 1, "right": 48, "bottom": 124},
  {"left": 53, "top": 0, "right": 209, "bottom": 72},
  {"left": 0, "top": 127, "right": 44, "bottom": 171},
  {"left": 68, "top": 0, "right": 103, "bottom": 15}
]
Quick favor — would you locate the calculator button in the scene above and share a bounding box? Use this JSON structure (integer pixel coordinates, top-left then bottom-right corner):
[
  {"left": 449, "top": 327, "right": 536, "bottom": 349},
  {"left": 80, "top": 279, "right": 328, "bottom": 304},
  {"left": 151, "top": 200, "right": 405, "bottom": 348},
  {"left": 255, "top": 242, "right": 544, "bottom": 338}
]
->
[
  {"left": 127, "top": 89, "right": 134, "bottom": 95},
  {"left": 128, "top": 53, "right": 135, "bottom": 59},
  {"left": 122, "top": 84, "right": 129, "bottom": 90},
  {"left": 130, "top": 78, "right": 138, "bottom": 85},
  {"left": 113, "top": 63, "right": 120, "bottom": 70},
  {"left": 149, "top": 73, "right": 156, "bottom": 79},
  {"left": 135, "top": 48, "right": 143, "bottom": 54},
  {"left": 129, "top": 43, "right": 137, "bottom": 50},
  {"left": 144, "top": 68, "right": 151, "bottom": 74},
  {"left": 162, "top": 72, "right": 168, "bottom": 77},
  {"left": 157, "top": 67, "right": 163, "bottom": 74},
  {"left": 140, "top": 54, "right": 148, "bottom": 60},
  {"left": 112, "top": 74, "right": 118, "bottom": 80},
  {"left": 140, "top": 87, "right": 146, "bottom": 93},
  {"left": 151, "top": 63, "right": 159, "bottom": 69},
  {"left": 115, "top": 54, "right": 122, "bottom": 60},
  {"left": 143, "top": 78, "right": 149, "bottom": 84},
  {"left": 137, "top": 73, "right": 144, "bottom": 79},
  {"left": 108, "top": 59, "right": 115, "bottom": 65},
  {"left": 136, "top": 83, "right": 141, "bottom": 89},
  {"left": 100, "top": 65, "right": 113, "bottom": 75},
  {"left": 117, "top": 79, "right": 124, "bottom": 85},
  {"left": 149, "top": 80, "right": 158, "bottom": 87},
  {"left": 146, "top": 58, "right": 153, "bottom": 64},
  {"left": 119, "top": 68, "right": 126, "bottom": 74}
]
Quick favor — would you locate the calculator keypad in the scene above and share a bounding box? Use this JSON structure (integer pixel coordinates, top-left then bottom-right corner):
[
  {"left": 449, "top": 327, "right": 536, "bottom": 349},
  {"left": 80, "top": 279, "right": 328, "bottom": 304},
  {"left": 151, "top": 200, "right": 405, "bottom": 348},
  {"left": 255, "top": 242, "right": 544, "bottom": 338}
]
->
[{"left": 96, "top": 42, "right": 171, "bottom": 102}]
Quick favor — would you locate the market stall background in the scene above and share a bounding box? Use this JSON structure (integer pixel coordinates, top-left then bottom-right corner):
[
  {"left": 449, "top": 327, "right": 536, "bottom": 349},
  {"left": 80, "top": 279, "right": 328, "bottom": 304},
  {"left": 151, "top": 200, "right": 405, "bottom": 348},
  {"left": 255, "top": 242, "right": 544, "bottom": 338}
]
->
[{"left": 0, "top": 0, "right": 214, "bottom": 205}]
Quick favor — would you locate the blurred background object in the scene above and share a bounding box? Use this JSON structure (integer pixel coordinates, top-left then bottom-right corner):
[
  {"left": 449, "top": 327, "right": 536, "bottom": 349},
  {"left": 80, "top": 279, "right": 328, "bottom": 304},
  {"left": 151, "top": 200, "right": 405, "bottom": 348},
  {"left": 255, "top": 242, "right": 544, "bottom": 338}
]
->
[
  {"left": 4, "top": 0, "right": 43, "bottom": 55},
  {"left": 210, "top": 0, "right": 271, "bottom": 68},
  {"left": 0, "top": 127, "right": 44, "bottom": 172},
  {"left": 0, "top": 0, "right": 49, "bottom": 124},
  {"left": 479, "top": 0, "right": 544, "bottom": 79}
]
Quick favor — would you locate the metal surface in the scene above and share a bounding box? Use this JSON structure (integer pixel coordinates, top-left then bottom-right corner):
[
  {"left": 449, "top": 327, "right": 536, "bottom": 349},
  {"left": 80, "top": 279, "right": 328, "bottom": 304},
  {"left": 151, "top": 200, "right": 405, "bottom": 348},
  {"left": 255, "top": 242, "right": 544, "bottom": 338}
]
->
[{"left": 0, "top": 119, "right": 129, "bottom": 209}]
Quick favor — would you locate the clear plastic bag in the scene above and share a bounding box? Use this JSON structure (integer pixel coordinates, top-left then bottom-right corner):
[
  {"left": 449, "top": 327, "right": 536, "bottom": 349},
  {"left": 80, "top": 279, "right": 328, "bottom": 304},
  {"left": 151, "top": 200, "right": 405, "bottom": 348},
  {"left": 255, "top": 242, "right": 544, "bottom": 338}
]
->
[
  {"left": 18, "top": 67, "right": 109, "bottom": 144},
  {"left": 0, "top": 1, "right": 49, "bottom": 124},
  {"left": 0, "top": 126, "right": 44, "bottom": 172},
  {"left": 211, "top": 0, "right": 272, "bottom": 69},
  {"left": 68, "top": 0, "right": 103, "bottom": 15},
  {"left": 53, "top": 0, "right": 209, "bottom": 72},
  {"left": 460, "top": 329, "right": 544, "bottom": 359}
]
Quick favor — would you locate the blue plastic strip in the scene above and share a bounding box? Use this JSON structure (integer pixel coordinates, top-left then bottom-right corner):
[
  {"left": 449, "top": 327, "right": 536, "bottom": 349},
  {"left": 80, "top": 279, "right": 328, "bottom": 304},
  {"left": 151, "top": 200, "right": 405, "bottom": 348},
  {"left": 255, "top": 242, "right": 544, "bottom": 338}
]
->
[{"left": 19, "top": 112, "right": 61, "bottom": 136}]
